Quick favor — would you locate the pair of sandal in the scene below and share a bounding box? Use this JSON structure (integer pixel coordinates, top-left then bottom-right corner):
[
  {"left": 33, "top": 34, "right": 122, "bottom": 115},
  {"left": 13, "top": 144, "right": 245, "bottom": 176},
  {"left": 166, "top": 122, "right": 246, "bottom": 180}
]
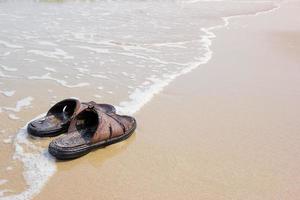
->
[{"left": 27, "top": 98, "right": 137, "bottom": 160}]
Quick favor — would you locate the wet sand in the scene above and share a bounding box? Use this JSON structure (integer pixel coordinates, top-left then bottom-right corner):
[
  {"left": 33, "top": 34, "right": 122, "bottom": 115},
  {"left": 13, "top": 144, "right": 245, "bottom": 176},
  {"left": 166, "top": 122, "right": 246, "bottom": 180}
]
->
[{"left": 31, "top": 1, "right": 300, "bottom": 199}]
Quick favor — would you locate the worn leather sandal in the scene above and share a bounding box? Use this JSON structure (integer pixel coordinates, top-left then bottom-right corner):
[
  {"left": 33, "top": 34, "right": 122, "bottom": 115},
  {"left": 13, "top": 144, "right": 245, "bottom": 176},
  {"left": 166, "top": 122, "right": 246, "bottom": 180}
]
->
[
  {"left": 27, "top": 98, "right": 116, "bottom": 137},
  {"left": 48, "top": 103, "right": 136, "bottom": 160}
]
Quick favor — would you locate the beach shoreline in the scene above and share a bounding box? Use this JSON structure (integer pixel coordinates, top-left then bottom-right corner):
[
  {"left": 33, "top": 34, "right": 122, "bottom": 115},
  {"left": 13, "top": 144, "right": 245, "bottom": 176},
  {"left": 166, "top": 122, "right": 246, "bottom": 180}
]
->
[{"left": 30, "top": 1, "right": 300, "bottom": 199}]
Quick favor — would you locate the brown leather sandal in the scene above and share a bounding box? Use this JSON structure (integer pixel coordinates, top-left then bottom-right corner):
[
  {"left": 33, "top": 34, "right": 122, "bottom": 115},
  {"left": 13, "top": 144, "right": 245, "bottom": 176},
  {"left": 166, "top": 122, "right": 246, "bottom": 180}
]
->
[
  {"left": 48, "top": 103, "right": 136, "bottom": 160},
  {"left": 27, "top": 98, "right": 116, "bottom": 137}
]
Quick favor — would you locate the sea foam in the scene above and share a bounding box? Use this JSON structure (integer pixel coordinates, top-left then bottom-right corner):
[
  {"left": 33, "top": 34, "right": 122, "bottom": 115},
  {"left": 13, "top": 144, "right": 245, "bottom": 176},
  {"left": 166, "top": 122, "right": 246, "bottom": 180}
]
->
[
  {"left": 28, "top": 73, "right": 89, "bottom": 88},
  {"left": 2, "top": 97, "right": 33, "bottom": 113},
  {"left": 1, "top": 125, "right": 56, "bottom": 200},
  {"left": 0, "top": 40, "right": 23, "bottom": 49},
  {"left": 0, "top": 90, "right": 15, "bottom": 97},
  {"left": 0, "top": 65, "right": 17, "bottom": 72}
]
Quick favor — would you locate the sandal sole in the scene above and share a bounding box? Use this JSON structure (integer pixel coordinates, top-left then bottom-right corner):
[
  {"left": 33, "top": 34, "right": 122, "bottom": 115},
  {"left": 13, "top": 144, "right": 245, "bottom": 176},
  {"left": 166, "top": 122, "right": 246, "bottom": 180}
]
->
[{"left": 48, "top": 119, "right": 136, "bottom": 160}]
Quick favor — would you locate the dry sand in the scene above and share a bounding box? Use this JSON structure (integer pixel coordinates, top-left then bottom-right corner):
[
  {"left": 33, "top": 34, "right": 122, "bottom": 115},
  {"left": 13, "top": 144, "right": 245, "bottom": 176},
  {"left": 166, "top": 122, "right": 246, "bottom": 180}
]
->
[{"left": 34, "top": 1, "right": 300, "bottom": 199}]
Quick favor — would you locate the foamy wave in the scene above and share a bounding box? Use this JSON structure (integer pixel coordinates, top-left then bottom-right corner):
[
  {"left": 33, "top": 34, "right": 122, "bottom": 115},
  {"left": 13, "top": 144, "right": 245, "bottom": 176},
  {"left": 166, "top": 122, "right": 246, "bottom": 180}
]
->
[
  {"left": 0, "top": 70, "right": 16, "bottom": 78},
  {"left": 1, "top": 97, "right": 33, "bottom": 121},
  {"left": 75, "top": 45, "right": 110, "bottom": 54},
  {"left": 27, "top": 49, "right": 74, "bottom": 60},
  {"left": 1, "top": 52, "right": 11, "bottom": 57},
  {"left": 44, "top": 67, "right": 57, "bottom": 73},
  {"left": 2, "top": 97, "right": 33, "bottom": 113},
  {"left": 1, "top": 125, "right": 56, "bottom": 200},
  {"left": 116, "top": 30, "right": 214, "bottom": 115},
  {"left": 91, "top": 74, "right": 108, "bottom": 79},
  {"left": 0, "top": 90, "right": 15, "bottom": 97},
  {"left": 37, "top": 41, "right": 57, "bottom": 47},
  {"left": 0, "top": 40, "right": 23, "bottom": 49},
  {"left": 0, "top": 65, "right": 17, "bottom": 72},
  {"left": 75, "top": 67, "right": 90, "bottom": 73},
  {"left": 28, "top": 73, "right": 89, "bottom": 88}
]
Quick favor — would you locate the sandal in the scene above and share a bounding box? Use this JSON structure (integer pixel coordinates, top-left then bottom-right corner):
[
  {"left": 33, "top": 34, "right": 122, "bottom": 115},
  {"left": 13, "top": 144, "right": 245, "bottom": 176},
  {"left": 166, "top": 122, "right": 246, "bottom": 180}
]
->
[
  {"left": 48, "top": 103, "right": 136, "bottom": 159},
  {"left": 27, "top": 98, "right": 116, "bottom": 137}
]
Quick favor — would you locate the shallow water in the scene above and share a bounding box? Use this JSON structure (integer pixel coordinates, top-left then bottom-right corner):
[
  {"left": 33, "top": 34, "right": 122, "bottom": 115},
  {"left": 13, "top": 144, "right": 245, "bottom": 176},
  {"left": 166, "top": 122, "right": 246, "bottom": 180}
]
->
[{"left": 0, "top": 0, "right": 279, "bottom": 199}]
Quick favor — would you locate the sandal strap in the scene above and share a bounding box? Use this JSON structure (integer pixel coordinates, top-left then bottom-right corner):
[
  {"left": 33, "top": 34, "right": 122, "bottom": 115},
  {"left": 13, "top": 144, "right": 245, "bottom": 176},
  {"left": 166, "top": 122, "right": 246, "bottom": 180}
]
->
[
  {"left": 46, "top": 98, "right": 81, "bottom": 124},
  {"left": 90, "top": 108, "right": 126, "bottom": 143},
  {"left": 67, "top": 104, "right": 128, "bottom": 144},
  {"left": 105, "top": 113, "right": 126, "bottom": 136}
]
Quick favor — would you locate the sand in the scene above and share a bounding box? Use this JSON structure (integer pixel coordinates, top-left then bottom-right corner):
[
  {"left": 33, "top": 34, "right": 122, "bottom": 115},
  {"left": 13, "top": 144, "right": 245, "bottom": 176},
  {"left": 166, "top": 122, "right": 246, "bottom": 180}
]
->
[{"left": 29, "top": 1, "right": 300, "bottom": 199}]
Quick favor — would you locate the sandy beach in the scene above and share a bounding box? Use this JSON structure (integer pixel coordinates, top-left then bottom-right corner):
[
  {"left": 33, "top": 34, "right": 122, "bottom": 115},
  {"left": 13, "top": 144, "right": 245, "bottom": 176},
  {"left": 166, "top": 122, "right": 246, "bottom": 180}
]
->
[{"left": 29, "top": 1, "right": 300, "bottom": 200}]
